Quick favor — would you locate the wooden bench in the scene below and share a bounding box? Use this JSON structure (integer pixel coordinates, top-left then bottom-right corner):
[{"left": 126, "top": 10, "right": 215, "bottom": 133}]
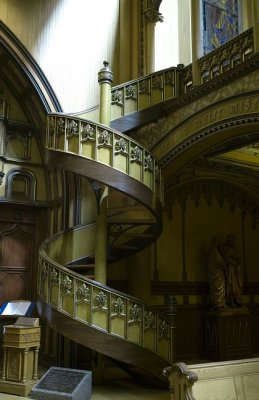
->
[{"left": 163, "top": 357, "right": 259, "bottom": 400}]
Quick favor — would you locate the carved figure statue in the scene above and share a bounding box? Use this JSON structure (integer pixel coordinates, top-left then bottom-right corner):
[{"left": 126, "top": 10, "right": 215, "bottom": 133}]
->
[
  {"left": 223, "top": 233, "right": 242, "bottom": 308},
  {"left": 207, "top": 235, "right": 226, "bottom": 310},
  {"left": 207, "top": 233, "right": 243, "bottom": 310}
]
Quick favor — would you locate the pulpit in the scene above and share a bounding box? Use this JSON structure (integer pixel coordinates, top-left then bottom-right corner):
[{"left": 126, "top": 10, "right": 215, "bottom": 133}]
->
[{"left": 0, "top": 317, "right": 40, "bottom": 396}]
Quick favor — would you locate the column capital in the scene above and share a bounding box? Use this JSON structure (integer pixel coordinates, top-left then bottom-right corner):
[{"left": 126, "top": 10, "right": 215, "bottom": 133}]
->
[{"left": 144, "top": 8, "right": 163, "bottom": 23}]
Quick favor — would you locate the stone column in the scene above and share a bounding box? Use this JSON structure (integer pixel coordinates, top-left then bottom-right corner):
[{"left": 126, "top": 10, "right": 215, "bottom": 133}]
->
[
  {"left": 144, "top": 5, "right": 163, "bottom": 74},
  {"left": 241, "top": 0, "right": 253, "bottom": 30},
  {"left": 252, "top": 0, "right": 259, "bottom": 53},
  {"left": 190, "top": 0, "right": 202, "bottom": 86},
  {"left": 96, "top": 63, "right": 113, "bottom": 285},
  {"left": 94, "top": 185, "right": 108, "bottom": 285}
]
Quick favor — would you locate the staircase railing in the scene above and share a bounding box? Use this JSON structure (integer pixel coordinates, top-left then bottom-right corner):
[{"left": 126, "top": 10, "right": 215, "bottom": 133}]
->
[
  {"left": 110, "top": 28, "right": 254, "bottom": 119},
  {"left": 46, "top": 114, "right": 162, "bottom": 201},
  {"left": 38, "top": 229, "right": 172, "bottom": 364}
]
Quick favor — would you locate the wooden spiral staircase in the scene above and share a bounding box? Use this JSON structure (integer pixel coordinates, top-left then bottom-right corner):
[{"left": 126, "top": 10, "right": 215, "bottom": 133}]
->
[{"left": 37, "top": 114, "right": 172, "bottom": 386}]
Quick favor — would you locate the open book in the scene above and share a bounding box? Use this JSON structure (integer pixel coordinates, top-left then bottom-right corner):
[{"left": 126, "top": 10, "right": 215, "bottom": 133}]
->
[{"left": 0, "top": 300, "right": 33, "bottom": 316}]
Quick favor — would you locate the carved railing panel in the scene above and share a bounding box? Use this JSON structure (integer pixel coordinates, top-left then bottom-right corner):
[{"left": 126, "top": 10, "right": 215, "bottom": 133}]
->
[
  {"left": 110, "top": 29, "right": 254, "bottom": 113},
  {"left": 38, "top": 252, "right": 172, "bottom": 363},
  {"left": 111, "top": 67, "right": 178, "bottom": 119},
  {"left": 47, "top": 114, "right": 161, "bottom": 199}
]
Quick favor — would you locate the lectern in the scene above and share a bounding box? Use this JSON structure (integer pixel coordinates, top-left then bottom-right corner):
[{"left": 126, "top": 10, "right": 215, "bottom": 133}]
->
[{"left": 0, "top": 317, "right": 40, "bottom": 396}]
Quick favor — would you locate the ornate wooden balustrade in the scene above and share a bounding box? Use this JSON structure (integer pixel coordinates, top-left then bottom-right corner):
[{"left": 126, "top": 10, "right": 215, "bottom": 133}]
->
[
  {"left": 38, "top": 233, "right": 172, "bottom": 365},
  {"left": 47, "top": 114, "right": 162, "bottom": 200},
  {"left": 110, "top": 28, "right": 254, "bottom": 119}
]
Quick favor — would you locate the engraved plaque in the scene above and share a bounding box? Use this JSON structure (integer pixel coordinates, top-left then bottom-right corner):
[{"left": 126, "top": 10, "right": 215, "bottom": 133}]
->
[{"left": 31, "top": 367, "right": 92, "bottom": 400}]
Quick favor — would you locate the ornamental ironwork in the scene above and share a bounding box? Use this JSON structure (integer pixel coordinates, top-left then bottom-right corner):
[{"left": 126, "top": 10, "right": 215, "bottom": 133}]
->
[
  {"left": 98, "top": 130, "right": 111, "bottom": 147},
  {"left": 61, "top": 275, "right": 73, "bottom": 296},
  {"left": 95, "top": 290, "right": 108, "bottom": 310},
  {"left": 49, "top": 268, "right": 59, "bottom": 286},
  {"left": 81, "top": 123, "right": 95, "bottom": 141},
  {"left": 76, "top": 283, "right": 90, "bottom": 302},
  {"left": 131, "top": 146, "right": 142, "bottom": 162},
  {"left": 115, "top": 137, "right": 127, "bottom": 153},
  {"left": 112, "top": 297, "right": 126, "bottom": 317},
  {"left": 129, "top": 303, "right": 141, "bottom": 325}
]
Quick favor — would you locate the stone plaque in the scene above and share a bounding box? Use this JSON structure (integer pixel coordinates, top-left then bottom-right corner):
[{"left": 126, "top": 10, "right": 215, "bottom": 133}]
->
[{"left": 30, "top": 367, "right": 92, "bottom": 400}]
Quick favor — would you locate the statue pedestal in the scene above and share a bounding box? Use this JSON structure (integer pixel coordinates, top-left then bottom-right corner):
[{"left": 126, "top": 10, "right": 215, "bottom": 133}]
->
[{"left": 204, "top": 307, "right": 251, "bottom": 361}]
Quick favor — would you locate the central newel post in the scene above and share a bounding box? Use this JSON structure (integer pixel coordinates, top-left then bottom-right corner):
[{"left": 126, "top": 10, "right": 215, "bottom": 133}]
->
[
  {"left": 95, "top": 61, "right": 114, "bottom": 285},
  {"left": 92, "top": 62, "right": 114, "bottom": 384}
]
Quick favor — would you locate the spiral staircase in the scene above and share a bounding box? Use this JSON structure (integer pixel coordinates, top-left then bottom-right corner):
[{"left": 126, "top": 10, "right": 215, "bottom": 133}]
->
[
  {"left": 36, "top": 27, "right": 257, "bottom": 387},
  {"left": 37, "top": 113, "right": 172, "bottom": 386}
]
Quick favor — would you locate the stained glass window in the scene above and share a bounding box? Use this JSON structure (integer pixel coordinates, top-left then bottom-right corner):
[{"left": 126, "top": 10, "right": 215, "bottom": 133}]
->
[{"left": 202, "top": 0, "right": 239, "bottom": 55}]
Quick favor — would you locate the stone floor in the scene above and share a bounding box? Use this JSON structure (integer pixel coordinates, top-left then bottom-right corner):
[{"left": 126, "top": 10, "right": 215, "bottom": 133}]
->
[{"left": 0, "top": 366, "right": 170, "bottom": 400}]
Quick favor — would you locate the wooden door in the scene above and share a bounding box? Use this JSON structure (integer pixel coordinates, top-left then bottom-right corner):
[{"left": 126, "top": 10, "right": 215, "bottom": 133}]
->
[{"left": 0, "top": 204, "right": 46, "bottom": 305}]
